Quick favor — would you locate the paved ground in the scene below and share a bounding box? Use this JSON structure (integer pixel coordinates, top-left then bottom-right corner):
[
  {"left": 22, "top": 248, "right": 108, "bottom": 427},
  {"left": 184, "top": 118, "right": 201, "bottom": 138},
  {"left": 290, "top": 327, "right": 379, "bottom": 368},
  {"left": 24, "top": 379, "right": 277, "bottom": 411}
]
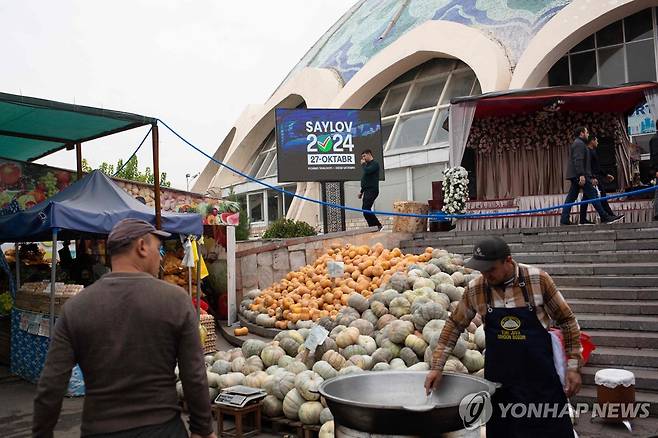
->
[{"left": 2, "top": 359, "right": 656, "bottom": 437}]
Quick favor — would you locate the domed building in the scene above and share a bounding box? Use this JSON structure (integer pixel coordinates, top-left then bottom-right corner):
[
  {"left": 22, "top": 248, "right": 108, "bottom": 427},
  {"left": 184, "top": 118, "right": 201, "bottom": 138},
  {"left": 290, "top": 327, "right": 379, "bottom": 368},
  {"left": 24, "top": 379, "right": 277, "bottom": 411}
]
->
[{"left": 195, "top": 0, "right": 658, "bottom": 232}]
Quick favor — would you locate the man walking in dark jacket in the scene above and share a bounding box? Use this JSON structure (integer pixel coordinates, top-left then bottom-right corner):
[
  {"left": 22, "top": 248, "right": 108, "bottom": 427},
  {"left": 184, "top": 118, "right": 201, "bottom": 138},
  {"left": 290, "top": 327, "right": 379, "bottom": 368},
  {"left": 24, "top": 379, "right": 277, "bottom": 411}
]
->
[
  {"left": 650, "top": 124, "right": 658, "bottom": 221},
  {"left": 561, "top": 127, "right": 622, "bottom": 225},
  {"left": 33, "top": 218, "right": 216, "bottom": 438},
  {"left": 579, "top": 135, "right": 624, "bottom": 224},
  {"left": 358, "top": 149, "right": 383, "bottom": 230}
]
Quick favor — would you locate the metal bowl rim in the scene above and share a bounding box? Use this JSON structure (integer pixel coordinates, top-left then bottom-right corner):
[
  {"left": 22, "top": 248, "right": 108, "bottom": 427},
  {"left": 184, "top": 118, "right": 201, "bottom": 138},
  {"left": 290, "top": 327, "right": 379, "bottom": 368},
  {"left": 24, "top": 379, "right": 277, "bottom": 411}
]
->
[{"left": 318, "top": 371, "right": 496, "bottom": 410}]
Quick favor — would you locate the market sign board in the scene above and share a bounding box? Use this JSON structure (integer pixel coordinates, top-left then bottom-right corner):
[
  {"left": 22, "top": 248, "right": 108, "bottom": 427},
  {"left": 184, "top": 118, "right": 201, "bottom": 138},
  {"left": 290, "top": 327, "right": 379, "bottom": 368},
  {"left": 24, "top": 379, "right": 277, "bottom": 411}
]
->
[{"left": 275, "top": 109, "right": 384, "bottom": 182}]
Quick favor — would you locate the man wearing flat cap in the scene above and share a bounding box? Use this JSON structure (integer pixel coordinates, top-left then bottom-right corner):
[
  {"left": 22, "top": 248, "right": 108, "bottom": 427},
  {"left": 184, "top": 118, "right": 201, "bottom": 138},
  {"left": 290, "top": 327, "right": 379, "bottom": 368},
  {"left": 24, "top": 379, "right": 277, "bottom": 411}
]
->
[
  {"left": 425, "top": 237, "right": 582, "bottom": 438},
  {"left": 33, "top": 218, "right": 216, "bottom": 438}
]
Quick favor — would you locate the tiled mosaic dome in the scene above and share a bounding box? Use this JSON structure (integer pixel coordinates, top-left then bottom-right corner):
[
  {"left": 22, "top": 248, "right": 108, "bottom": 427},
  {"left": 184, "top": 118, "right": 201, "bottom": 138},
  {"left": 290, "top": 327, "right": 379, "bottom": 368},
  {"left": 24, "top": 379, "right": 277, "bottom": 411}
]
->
[{"left": 290, "top": 0, "right": 572, "bottom": 82}]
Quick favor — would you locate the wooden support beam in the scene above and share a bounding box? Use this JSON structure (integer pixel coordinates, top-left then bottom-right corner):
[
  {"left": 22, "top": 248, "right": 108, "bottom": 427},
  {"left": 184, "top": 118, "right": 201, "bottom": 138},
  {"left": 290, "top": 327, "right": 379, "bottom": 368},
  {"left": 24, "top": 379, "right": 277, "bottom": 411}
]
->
[
  {"left": 151, "top": 123, "right": 162, "bottom": 229},
  {"left": 75, "top": 143, "right": 83, "bottom": 179}
]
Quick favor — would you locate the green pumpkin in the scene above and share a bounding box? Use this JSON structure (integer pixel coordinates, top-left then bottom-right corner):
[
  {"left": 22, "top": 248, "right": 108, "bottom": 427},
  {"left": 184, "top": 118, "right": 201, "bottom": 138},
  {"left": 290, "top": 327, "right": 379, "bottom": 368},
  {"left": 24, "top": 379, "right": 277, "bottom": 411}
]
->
[
  {"left": 389, "top": 296, "right": 411, "bottom": 318},
  {"left": 341, "top": 344, "right": 368, "bottom": 359},
  {"left": 371, "top": 300, "right": 389, "bottom": 318},
  {"left": 349, "top": 319, "right": 374, "bottom": 336},
  {"left": 385, "top": 320, "right": 414, "bottom": 344},
  {"left": 361, "top": 309, "right": 379, "bottom": 326},
  {"left": 242, "top": 339, "right": 266, "bottom": 358},
  {"left": 261, "top": 344, "right": 286, "bottom": 368},
  {"left": 347, "top": 292, "right": 369, "bottom": 313},
  {"left": 400, "top": 347, "right": 419, "bottom": 366},
  {"left": 272, "top": 371, "right": 296, "bottom": 400},
  {"left": 312, "top": 361, "right": 338, "bottom": 380},
  {"left": 295, "top": 370, "right": 323, "bottom": 401},
  {"left": 299, "top": 401, "right": 324, "bottom": 425},
  {"left": 262, "top": 394, "right": 283, "bottom": 417},
  {"left": 283, "top": 388, "right": 305, "bottom": 420}
]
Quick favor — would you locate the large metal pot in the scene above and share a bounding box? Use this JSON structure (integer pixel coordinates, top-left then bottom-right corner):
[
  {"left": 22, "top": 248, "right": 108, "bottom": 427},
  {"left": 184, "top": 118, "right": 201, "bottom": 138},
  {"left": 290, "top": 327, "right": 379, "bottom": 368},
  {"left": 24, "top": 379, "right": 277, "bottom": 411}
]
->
[{"left": 319, "top": 371, "right": 496, "bottom": 436}]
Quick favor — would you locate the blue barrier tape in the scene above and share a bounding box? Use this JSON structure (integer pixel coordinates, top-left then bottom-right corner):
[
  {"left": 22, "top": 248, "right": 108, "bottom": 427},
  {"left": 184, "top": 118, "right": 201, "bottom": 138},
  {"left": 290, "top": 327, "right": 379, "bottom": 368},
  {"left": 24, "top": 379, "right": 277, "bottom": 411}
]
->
[
  {"left": 158, "top": 119, "right": 658, "bottom": 220},
  {"left": 113, "top": 126, "right": 153, "bottom": 177}
]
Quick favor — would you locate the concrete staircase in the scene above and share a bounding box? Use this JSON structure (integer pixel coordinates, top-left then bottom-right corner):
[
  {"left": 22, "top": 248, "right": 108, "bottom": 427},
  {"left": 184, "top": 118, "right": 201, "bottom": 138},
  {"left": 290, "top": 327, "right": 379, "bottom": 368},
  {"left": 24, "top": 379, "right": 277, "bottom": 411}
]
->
[{"left": 399, "top": 221, "right": 658, "bottom": 414}]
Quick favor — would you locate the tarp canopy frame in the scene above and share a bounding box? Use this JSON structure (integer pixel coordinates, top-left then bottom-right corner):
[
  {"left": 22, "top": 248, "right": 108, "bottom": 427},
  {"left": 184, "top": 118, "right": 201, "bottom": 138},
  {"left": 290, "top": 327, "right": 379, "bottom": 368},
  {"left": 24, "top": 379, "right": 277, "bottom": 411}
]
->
[{"left": 0, "top": 91, "right": 157, "bottom": 162}]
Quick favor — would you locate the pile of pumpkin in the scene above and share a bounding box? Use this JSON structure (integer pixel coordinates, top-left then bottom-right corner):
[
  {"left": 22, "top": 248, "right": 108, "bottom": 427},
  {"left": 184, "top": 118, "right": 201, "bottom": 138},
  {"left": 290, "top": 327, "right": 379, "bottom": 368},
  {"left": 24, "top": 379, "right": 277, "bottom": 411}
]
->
[
  {"left": 176, "top": 337, "right": 337, "bottom": 435},
  {"left": 240, "top": 244, "right": 433, "bottom": 330},
  {"left": 240, "top": 245, "right": 471, "bottom": 330},
  {"left": 178, "top": 251, "right": 487, "bottom": 436}
]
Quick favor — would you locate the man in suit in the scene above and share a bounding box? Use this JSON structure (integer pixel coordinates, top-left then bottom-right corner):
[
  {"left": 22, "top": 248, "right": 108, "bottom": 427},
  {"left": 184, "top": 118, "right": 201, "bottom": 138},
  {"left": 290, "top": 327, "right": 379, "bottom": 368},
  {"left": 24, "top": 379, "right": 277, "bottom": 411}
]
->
[
  {"left": 560, "top": 127, "right": 622, "bottom": 225},
  {"left": 579, "top": 135, "right": 624, "bottom": 225}
]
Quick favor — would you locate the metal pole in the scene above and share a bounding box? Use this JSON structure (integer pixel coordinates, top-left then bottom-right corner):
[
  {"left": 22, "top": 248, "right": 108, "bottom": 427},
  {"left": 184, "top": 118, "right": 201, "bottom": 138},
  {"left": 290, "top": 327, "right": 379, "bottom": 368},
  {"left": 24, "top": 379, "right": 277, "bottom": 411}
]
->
[
  {"left": 15, "top": 243, "right": 20, "bottom": 290},
  {"left": 226, "top": 225, "right": 237, "bottom": 325},
  {"left": 151, "top": 123, "right": 162, "bottom": 229},
  {"left": 196, "top": 240, "right": 201, "bottom": 322},
  {"left": 50, "top": 229, "right": 58, "bottom": 335},
  {"left": 187, "top": 267, "right": 192, "bottom": 296},
  {"left": 75, "top": 143, "right": 83, "bottom": 180}
]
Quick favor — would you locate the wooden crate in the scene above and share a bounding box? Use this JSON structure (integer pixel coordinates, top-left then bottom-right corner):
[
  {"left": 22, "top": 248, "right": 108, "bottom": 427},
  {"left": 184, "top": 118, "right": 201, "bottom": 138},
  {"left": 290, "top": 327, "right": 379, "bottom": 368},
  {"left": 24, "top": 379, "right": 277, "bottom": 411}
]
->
[
  {"left": 302, "top": 423, "right": 321, "bottom": 438},
  {"left": 392, "top": 201, "right": 429, "bottom": 233},
  {"left": 14, "top": 293, "right": 70, "bottom": 316},
  {"left": 261, "top": 416, "right": 304, "bottom": 437},
  {"left": 201, "top": 313, "right": 217, "bottom": 354}
]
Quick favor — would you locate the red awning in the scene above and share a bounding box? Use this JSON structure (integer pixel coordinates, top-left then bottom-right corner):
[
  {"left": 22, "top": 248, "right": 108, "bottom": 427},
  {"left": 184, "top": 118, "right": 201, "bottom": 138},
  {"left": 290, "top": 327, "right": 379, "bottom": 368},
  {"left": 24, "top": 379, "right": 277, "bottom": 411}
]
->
[{"left": 452, "top": 82, "right": 658, "bottom": 119}]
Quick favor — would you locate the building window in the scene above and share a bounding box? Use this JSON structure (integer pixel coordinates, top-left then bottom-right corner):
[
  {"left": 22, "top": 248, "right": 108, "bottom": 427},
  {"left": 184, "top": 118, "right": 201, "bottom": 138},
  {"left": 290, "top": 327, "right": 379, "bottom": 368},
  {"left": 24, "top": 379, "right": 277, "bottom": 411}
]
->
[
  {"left": 247, "top": 193, "right": 264, "bottom": 223},
  {"left": 247, "top": 131, "right": 278, "bottom": 179},
  {"left": 365, "top": 59, "right": 481, "bottom": 151},
  {"left": 548, "top": 8, "right": 658, "bottom": 86},
  {"left": 245, "top": 102, "right": 306, "bottom": 181},
  {"left": 243, "top": 184, "right": 297, "bottom": 224}
]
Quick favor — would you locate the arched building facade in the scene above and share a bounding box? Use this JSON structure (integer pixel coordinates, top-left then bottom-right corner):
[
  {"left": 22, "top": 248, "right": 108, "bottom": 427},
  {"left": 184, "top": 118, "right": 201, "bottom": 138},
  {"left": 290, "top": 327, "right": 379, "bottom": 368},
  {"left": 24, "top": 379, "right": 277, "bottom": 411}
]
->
[{"left": 195, "top": 0, "right": 658, "bottom": 233}]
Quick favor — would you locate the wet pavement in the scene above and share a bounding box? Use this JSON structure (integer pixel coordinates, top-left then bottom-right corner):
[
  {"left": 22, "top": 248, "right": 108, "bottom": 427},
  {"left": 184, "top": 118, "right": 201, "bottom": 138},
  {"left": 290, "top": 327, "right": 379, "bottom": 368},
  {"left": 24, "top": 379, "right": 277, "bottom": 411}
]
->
[{"left": 1, "top": 365, "right": 656, "bottom": 437}]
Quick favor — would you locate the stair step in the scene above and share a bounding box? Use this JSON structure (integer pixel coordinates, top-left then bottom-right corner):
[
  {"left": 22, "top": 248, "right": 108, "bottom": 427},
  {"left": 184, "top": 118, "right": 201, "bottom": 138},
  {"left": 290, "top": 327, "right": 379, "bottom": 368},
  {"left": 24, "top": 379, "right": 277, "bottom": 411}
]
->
[
  {"left": 412, "top": 228, "right": 658, "bottom": 247},
  {"left": 410, "top": 221, "right": 657, "bottom": 240},
  {"left": 554, "top": 276, "right": 658, "bottom": 287},
  {"left": 585, "top": 330, "right": 658, "bottom": 348},
  {"left": 572, "top": 386, "right": 658, "bottom": 415},
  {"left": 568, "top": 299, "right": 658, "bottom": 315},
  {"left": 538, "top": 263, "right": 658, "bottom": 276},
  {"left": 581, "top": 366, "right": 658, "bottom": 391},
  {"left": 403, "top": 239, "right": 658, "bottom": 255},
  {"left": 576, "top": 314, "right": 658, "bottom": 331},
  {"left": 514, "top": 252, "right": 658, "bottom": 264},
  {"left": 560, "top": 287, "right": 658, "bottom": 300},
  {"left": 587, "top": 347, "right": 658, "bottom": 368}
]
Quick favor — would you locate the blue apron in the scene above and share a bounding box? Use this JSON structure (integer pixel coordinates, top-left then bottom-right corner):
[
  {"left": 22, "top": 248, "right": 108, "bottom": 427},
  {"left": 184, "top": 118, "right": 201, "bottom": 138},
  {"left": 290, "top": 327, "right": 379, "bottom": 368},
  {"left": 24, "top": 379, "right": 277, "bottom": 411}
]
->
[{"left": 483, "top": 270, "right": 574, "bottom": 438}]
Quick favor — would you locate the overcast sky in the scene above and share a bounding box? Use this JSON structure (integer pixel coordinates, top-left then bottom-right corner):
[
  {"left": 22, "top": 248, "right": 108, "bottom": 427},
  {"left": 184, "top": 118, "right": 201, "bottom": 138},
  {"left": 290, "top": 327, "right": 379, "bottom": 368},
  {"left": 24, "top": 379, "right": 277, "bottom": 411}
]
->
[{"left": 0, "top": 0, "right": 357, "bottom": 190}]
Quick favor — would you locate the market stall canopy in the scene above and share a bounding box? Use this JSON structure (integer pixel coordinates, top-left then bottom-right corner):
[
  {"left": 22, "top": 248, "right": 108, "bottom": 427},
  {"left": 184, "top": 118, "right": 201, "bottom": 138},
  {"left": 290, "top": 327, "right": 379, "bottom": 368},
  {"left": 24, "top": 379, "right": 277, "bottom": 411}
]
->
[
  {"left": 0, "top": 170, "right": 202, "bottom": 242},
  {"left": 451, "top": 82, "right": 658, "bottom": 119},
  {"left": 0, "top": 92, "right": 157, "bottom": 162}
]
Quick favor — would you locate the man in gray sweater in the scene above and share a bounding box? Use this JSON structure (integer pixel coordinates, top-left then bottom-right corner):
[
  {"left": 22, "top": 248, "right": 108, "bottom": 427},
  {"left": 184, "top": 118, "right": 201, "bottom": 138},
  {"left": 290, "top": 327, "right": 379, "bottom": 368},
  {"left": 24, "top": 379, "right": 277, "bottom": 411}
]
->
[{"left": 33, "top": 218, "right": 215, "bottom": 438}]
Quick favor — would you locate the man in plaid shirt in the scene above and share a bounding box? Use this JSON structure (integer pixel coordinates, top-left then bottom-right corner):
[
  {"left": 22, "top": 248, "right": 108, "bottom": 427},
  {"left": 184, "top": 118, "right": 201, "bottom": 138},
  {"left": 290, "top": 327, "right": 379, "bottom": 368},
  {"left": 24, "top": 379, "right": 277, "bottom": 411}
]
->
[{"left": 425, "top": 237, "right": 582, "bottom": 437}]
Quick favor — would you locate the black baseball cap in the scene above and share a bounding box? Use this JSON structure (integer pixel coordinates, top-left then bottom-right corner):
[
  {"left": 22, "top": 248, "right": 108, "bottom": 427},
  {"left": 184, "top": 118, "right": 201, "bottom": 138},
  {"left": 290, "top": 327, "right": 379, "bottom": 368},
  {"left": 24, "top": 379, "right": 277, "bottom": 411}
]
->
[
  {"left": 107, "top": 218, "right": 170, "bottom": 253},
  {"left": 464, "top": 236, "right": 511, "bottom": 272}
]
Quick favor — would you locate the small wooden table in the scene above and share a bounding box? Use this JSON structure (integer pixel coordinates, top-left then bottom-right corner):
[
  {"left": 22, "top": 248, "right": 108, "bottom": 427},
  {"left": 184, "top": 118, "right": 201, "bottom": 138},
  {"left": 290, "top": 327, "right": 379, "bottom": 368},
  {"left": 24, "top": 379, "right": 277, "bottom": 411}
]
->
[{"left": 212, "top": 402, "right": 262, "bottom": 438}]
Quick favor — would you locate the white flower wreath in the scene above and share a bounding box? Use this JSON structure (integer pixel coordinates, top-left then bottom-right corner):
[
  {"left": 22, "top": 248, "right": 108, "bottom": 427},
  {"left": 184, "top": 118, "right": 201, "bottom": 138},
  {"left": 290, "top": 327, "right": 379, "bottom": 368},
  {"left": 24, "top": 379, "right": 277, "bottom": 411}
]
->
[{"left": 442, "top": 166, "right": 469, "bottom": 216}]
